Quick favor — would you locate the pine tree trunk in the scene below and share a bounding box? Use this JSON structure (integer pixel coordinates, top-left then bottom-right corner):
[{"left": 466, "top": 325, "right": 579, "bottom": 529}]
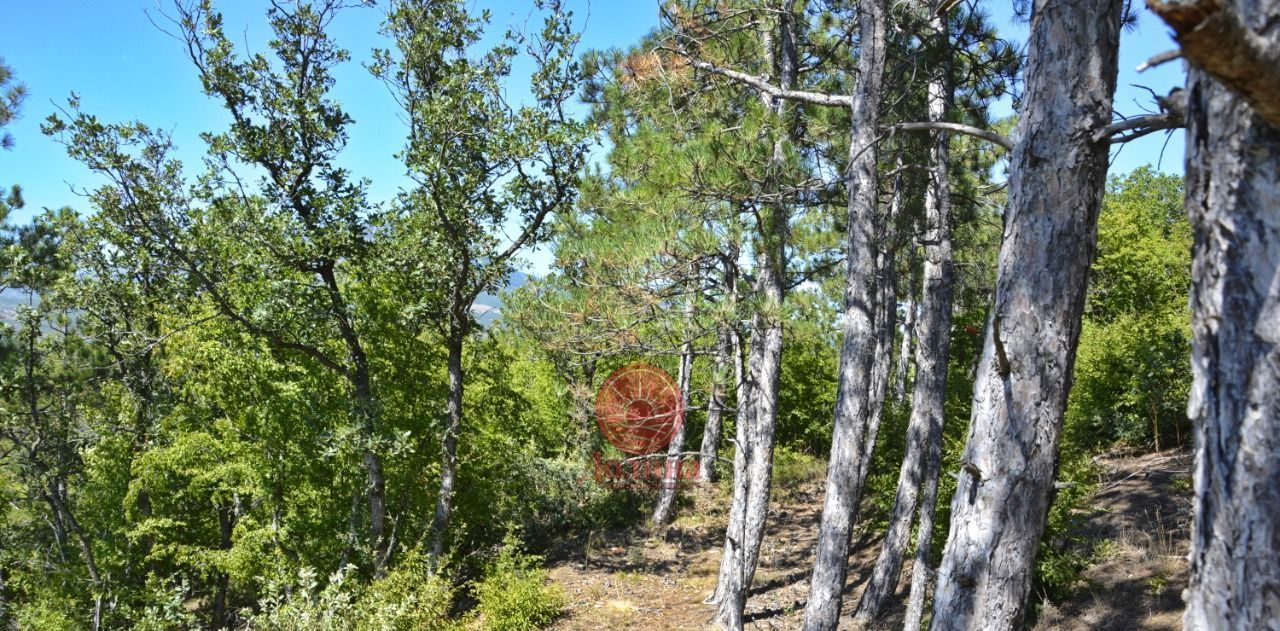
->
[
  {"left": 654, "top": 293, "right": 696, "bottom": 525},
  {"left": 700, "top": 258, "right": 738, "bottom": 483},
  {"left": 802, "top": 0, "right": 887, "bottom": 627},
  {"left": 712, "top": 10, "right": 796, "bottom": 628},
  {"left": 904, "top": 417, "right": 945, "bottom": 631},
  {"left": 853, "top": 158, "right": 904, "bottom": 511},
  {"left": 430, "top": 319, "right": 465, "bottom": 573},
  {"left": 716, "top": 266, "right": 785, "bottom": 628},
  {"left": 1173, "top": 2, "right": 1280, "bottom": 626},
  {"left": 698, "top": 331, "right": 729, "bottom": 483},
  {"left": 927, "top": 0, "right": 1122, "bottom": 627},
  {"left": 854, "top": 11, "right": 957, "bottom": 625},
  {"left": 895, "top": 290, "right": 916, "bottom": 403}
]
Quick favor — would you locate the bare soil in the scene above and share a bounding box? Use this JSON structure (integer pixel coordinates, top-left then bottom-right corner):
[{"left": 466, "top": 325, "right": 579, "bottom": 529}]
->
[{"left": 546, "top": 448, "right": 1193, "bottom": 630}]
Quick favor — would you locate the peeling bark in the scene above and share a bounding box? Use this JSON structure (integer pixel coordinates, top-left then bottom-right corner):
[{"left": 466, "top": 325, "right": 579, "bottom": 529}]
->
[
  {"left": 927, "top": 0, "right": 1123, "bottom": 627},
  {"left": 1177, "top": 2, "right": 1280, "bottom": 626}
]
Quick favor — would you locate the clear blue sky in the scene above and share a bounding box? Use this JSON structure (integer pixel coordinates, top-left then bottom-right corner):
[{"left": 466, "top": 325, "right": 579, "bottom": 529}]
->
[{"left": 0, "top": 1, "right": 1186, "bottom": 275}]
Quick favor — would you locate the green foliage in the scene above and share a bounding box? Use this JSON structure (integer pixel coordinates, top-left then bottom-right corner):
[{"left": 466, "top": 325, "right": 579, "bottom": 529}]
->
[
  {"left": 776, "top": 312, "right": 840, "bottom": 456},
  {"left": 1030, "top": 454, "right": 1099, "bottom": 609},
  {"left": 1067, "top": 167, "right": 1191, "bottom": 450},
  {"left": 471, "top": 533, "right": 565, "bottom": 631},
  {"left": 244, "top": 558, "right": 456, "bottom": 631},
  {"left": 0, "top": 57, "right": 26, "bottom": 151}
]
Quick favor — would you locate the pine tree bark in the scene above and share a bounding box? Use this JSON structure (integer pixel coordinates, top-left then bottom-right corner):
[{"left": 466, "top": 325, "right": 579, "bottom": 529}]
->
[
  {"left": 711, "top": 9, "right": 796, "bottom": 628},
  {"left": 855, "top": 11, "right": 957, "bottom": 626},
  {"left": 895, "top": 289, "right": 916, "bottom": 403},
  {"left": 927, "top": 0, "right": 1123, "bottom": 627},
  {"left": 654, "top": 293, "right": 697, "bottom": 525},
  {"left": 700, "top": 257, "right": 739, "bottom": 483},
  {"left": 802, "top": 0, "right": 887, "bottom": 627},
  {"left": 1166, "top": 1, "right": 1280, "bottom": 627},
  {"left": 904, "top": 419, "right": 946, "bottom": 631},
  {"left": 698, "top": 330, "right": 730, "bottom": 483}
]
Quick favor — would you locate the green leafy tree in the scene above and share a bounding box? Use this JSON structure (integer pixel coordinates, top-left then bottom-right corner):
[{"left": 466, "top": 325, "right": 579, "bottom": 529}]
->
[
  {"left": 1067, "top": 167, "right": 1191, "bottom": 449},
  {"left": 370, "top": 0, "right": 589, "bottom": 569}
]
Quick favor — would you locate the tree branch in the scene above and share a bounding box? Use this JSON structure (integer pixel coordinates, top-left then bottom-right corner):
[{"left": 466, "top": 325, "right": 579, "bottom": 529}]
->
[
  {"left": 680, "top": 56, "right": 854, "bottom": 107},
  {"left": 882, "top": 121, "right": 1014, "bottom": 151},
  {"left": 1148, "top": 0, "right": 1280, "bottom": 128}
]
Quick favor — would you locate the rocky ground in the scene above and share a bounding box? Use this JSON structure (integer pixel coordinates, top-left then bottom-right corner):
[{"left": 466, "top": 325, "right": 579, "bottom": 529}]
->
[{"left": 545, "top": 449, "right": 1193, "bottom": 630}]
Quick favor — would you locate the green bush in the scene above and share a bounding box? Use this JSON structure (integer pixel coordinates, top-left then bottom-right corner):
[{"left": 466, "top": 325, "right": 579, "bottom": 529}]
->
[
  {"left": 471, "top": 534, "right": 565, "bottom": 631},
  {"left": 244, "top": 553, "right": 456, "bottom": 631}
]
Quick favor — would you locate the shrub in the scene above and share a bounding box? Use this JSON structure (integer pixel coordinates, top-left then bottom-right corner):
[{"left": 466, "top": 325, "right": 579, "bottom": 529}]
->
[
  {"left": 471, "top": 534, "right": 564, "bottom": 631},
  {"left": 245, "top": 554, "right": 456, "bottom": 631}
]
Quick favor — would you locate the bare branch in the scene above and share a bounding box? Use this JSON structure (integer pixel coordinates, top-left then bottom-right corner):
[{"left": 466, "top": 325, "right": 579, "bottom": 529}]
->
[
  {"left": 1136, "top": 49, "right": 1182, "bottom": 72},
  {"left": 883, "top": 121, "right": 1014, "bottom": 151},
  {"left": 678, "top": 55, "right": 854, "bottom": 107}
]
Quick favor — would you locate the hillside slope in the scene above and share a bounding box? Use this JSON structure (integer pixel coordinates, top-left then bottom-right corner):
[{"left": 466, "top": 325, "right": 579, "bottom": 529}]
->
[{"left": 545, "top": 449, "right": 1192, "bottom": 630}]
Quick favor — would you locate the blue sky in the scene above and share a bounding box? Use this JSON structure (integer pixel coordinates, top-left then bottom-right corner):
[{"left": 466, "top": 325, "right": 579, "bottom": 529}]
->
[{"left": 0, "top": 1, "right": 1186, "bottom": 275}]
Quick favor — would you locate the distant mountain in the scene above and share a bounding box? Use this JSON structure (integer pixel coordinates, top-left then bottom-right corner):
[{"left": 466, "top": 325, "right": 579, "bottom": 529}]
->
[
  {"left": 0, "top": 272, "right": 531, "bottom": 328},
  {"left": 472, "top": 271, "right": 530, "bottom": 327},
  {"left": 0, "top": 290, "right": 38, "bottom": 324}
]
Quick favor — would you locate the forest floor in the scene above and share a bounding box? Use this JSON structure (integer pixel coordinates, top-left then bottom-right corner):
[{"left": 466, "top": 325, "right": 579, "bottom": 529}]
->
[{"left": 545, "top": 448, "right": 1193, "bottom": 630}]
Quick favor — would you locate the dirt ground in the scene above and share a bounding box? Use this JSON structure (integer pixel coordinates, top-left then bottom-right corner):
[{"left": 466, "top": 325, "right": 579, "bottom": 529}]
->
[{"left": 546, "top": 449, "right": 1193, "bottom": 630}]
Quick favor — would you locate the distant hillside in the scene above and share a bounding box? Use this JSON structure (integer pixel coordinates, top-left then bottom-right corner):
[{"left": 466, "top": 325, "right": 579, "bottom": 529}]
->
[
  {"left": 0, "top": 273, "right": 530, "bottom": 329},
  {"left": 473, "top": 270, "right": 530, "bottom": 326},
  {"left": 0, "top": 290, "right": 37, "bottom": 324}
]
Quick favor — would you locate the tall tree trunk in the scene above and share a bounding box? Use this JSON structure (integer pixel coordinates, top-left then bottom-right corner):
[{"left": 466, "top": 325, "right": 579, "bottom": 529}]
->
[
  {"left": 430, "top": 318, "right": 465, "bottom": 573},
  {"left": 48, "top": 479, "right": 104, "bottom": 630},
  {"left": 895, "top": 285, "right": 916, "bottom": 403},
  {"left": 1156, "top": 1, "right": 1280, "bottom": 626},
  {"left": 711, "top": 9, "right": 796, "bottom": 629},
  {"left": 927, "top": 0, "right": 1122, "bottom": 627},
  {"left": 708, "top": 345, "right": 754, "bottom": 607},
  {"left": 654, "top": 292, "right": 697, "bottom": 525},
  {"left": 351, "top": 366, "right": 389, "bottom": 575},
  {"left": 213, "top": 502, "right": 235, "bottom": 628},
  {"left": 853, "top": 157, "right": 904, "bottom": 513},
  {"left": 698, "top": 330, "right": 729, "bottom": 483},
  {"left": 801, "top": 0, "right": 886, "bottom": 627},
  {"left": 904, "top": 413, "right": 945, "bottom": 631},
  {"left": 854, "top": 10, "right": 957, "bottom": 625},
  {"left": 700, "top": 257, "right": 738, "bottom": 483}
]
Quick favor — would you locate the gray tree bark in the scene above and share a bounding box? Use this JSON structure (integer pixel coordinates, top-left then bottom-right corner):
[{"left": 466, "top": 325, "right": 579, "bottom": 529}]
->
[
  {"left": 1161, "top": 1, "right": 1280, "bottom": 627},
  {"left": 904, "top": 416, "right": 945, "bottom": 631},
  {"left": 895, "top": 288, "right": 917, "bottom": 403},
  {"left": 927, "top": 0, "right": 1123, "bottom": 628},
  {"left": 654, "top": 292, "right": 697, "bottom": 525},
  {"left": 712, "top": 9, "right": 796, "bottom": 628},
  {"left": 430, "top": 313, "right": 466, "bottom": 573},
  {"left": 698, "top": 330, "right": 730, "bottom": 484},
  {"left": 801, "top": 0, "right": 887, "bottom": 627},
  {"left": 854, "top": 10, "right": 957, "bottom": 625},
  {"left": 700, "top": 256, "right": 739, "bottom": 483}
]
